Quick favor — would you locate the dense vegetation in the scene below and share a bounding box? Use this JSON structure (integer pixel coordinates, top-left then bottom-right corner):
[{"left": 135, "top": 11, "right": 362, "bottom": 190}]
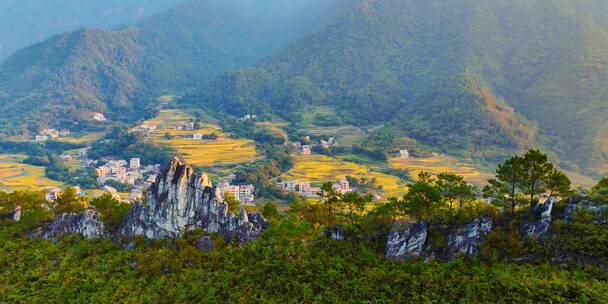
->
[
  {"left": 1, "top": 149, "right": 608, "bottom": 302},
  {"left": 191, "top": 0, "right": 608, "bottom": 177},
  {"left": 88, "top": 128, "right": 176, "bottom": 166}
]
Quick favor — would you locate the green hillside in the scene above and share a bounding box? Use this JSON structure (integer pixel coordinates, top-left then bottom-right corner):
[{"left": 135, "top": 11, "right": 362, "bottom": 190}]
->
[
  {"left": 0, "top": 0, "right": 356, "bottom": 134},
  {"left": 0, "top": 0, "right": 184, "bottom": 62},
  {"left": 192, "top": 0, "right": 608, "bottom": 177}
]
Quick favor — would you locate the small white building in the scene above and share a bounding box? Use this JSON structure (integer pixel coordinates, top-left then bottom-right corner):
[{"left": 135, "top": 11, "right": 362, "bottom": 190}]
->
[
  {"left": 76, "top": 148, "right": 89, "bottom": 157},
  {"left": 60, "top": 154, "right": 72, "bottom": 162},
  {"left": 45, "top": 187, "right": 63, "bottom": 201},
  {"left": 399, "top": 150, "right": 410, "bottom": 158},
  {"left": 96, "top": 165, "right": 111, "bottom": 177},
  {"left": 220, "top": 183, "right": 255, "bottom": 204},
  {"left": 35, "top": 135, "right": 49, "bottom": 142},
  {"left": 91, "top": 112, "right": 107, "bottom": 122},
  {"left": 301, "top": 145, "right": 312, "bottom": 155},
  {"left": 130, "top": 158, "right": 141, "bottom": 170}
]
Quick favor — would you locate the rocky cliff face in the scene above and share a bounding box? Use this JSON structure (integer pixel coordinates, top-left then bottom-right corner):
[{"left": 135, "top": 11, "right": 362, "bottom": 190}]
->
[
  {"left": 563, "top": 199, "right": 608, "bottom": 225},
  {"left": 119, "top": 158, "right": 267, "bottom": 243},
  {"left": 386, "top": 221, "right": 428, "bottom": 260},
  {"left": 32, "top": 210, "right": 107, "bottom": 240},
  {"left": 385, "top": 218, "right": 493, "bottom": 261},
  {"left": 519, "top": 198, "right": 555, "bottom": 238},
  {"left": 445, "top": 217, "right": 493, "bottom": 260}
]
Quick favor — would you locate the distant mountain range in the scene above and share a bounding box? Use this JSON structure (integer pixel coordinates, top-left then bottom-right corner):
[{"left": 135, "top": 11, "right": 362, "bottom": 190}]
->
[
  {"left": 0, "top": 0, "right": 355, "bottom": 132},
  {"left": 0, "top": 0, "right": 607, "bottom": 177},
  {"left": 193, "top": 0, "right": 608, "bottom": 176},
  {"left": 0, "top": 0, "right": 185, "bottom": 62}
]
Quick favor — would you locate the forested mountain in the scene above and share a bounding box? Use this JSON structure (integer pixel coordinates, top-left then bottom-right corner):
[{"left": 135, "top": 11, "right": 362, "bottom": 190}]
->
[
  {"left": 0, "top": 0, "right": 356, "bottom": 133},
  {"left": 193, "top": 0, "right": 608, "bottom": 176},
  {"left": 0, "top": 0, "right": 185, "bottom": 62}
]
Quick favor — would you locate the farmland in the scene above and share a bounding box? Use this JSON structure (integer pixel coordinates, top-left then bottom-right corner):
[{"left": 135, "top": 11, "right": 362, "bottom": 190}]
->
[
  {"left": 283, "top": 154, "right": 407, "bottom": 197},
  {"left": 144, "top": 110, "right": 259, "bottom": 168},
  {"left": 56, "top": 132, "right": 106, "bottom": 144},
  {"left": 389, "top": 155, "right": 492, "bottom": 188},
  {"left": 0, "top": 154, "right": 62, "bottom": 191}
]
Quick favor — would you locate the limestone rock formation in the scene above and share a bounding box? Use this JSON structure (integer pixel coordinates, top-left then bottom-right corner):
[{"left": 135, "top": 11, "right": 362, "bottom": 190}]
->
[
  {"left": 119, "top": 158, "right": 267, "bottom": 243},
  {"left": 386, "top": 221, "right": 428, "bottom": 260},
  {"left": 519, "top": 198, "right": 555, "bottom": 238},
  {"left": 445, "top": 217, "right": 492, "bottom": 260},
  {"left": 563, "top": 199, "right": 608, "bottom": 225},
  {"left": 33, "top": 210, "right": 107, "bottom": 239}
]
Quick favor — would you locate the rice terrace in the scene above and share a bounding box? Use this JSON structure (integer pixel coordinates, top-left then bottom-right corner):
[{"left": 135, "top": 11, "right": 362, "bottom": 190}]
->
[{"left": 144, "top": 110, "right": 259, "bottom": 167}]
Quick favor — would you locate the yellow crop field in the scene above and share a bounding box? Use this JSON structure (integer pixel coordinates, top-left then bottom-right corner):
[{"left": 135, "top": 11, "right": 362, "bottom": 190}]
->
[
  {"left": 58, "top": 132, "right": 106, "bottom": 144},
  {"left": 283, "top": 155, "right": 407, "bottom": 197},
  {"left": 256, "top": 121, "right": 288, "bottom": 139},
  {"left": 0, "top": 154, "right": 62, "bottom": 191},
  {"left": 389, "top": 155, "right": 492, "bottom": 187},
  {"left": 144, "top": 109, "right": 259, "bottom": 167}
]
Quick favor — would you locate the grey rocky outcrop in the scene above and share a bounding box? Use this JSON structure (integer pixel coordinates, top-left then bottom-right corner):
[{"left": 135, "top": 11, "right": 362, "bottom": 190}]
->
[
  {"left": 33, "top": 210, "right": 107, "bottom": 239},
  {"left": 519, "top": 198, "right": 554, "bottom": 238},
  {"left": 563, "top": 199, "right": 608, "bottom": 225},
  {"left": 386, "top": 221, "right": 428, "bottom": 260},
  {"left": 119, "top": 158, "right": 267, "bottom": 244},
  {"left": 445, "top": 217, "right": 492, "bottom": 260}
]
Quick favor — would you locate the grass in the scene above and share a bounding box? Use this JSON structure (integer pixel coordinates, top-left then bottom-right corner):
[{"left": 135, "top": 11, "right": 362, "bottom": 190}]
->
[
  {"left": 0, "top": 154, "right": 62, "bottom": 191},
  {"left": 305, "top": 125, "right": 368, "bottom": 147},
  {"left": 256, "top": 121, "right": 288, "bottom": 140},
  {"left": 144, "top": 109, "right": 259, "bottom": 167},
  {"left": 56, "top": 132, "right": 106, "bottom": 144},
  {"left": 389, "top": 155, "right": 492, "bottom": 188},
  {"left": 283, "top": 154, "right": 407, "bottom": 197}
]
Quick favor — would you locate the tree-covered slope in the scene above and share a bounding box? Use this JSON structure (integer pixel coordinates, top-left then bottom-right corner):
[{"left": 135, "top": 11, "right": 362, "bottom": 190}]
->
[
  {"left": 193, "top": 0, "right": 608, "bottom": 176},
  {"left": 0, "top": 0, "right": 356, "bottom": 133},
  {"left": 0, "top": 0, "right": 184, "bottom": 62}
]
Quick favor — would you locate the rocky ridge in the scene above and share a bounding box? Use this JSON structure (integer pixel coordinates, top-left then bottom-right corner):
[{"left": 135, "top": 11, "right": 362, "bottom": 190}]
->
[
  {"left": 34, "top": 158, "right": 268, "bottom": 244},
  {"left": 32, "top": 210, "right": 107, "bottom": 240}
]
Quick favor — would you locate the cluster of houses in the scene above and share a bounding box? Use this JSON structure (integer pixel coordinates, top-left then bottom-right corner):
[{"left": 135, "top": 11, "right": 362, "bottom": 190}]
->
[
  {"left": 132, "top": 124, "right": 157, "bottom": 136},
  {"left": 292, "top": 137, "right": 338, "bottom": 155},
  {"left": 176, "top": 122, "right": 195, "bottom": 131},
  {"left": 35, "top": 128, "right": 71, "bottom": 142},
  {"left": 276, "top": 177, "right": 353, "bottom": 198},
  {"left": 218, "top": 178, "right": 256, "bottom": 204},
  {"left": 95, "top": 158, "right": 160, "bottom": 187},
  {"left": 239, "top": 114, "right": 258, "bottom": 122}
]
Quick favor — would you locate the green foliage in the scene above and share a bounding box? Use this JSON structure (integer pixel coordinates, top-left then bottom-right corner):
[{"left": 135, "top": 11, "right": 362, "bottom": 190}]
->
[
  {"left": 484, "top": 149, "right": 570, "bottom": 216},
  {"left": 1, "top": 182, "right": 608, "bottom": 302},
  {"left": 0, "top": 0, "right": 354, "bottom": 133},
  {"left": 53, "top": 187, "right": 86, "bottom": 215},
  {"left": 261, "top": 202, "right": 279, "bottom": 221},
  {"left": 1, "top": 218, "right": 608, "bottom": 302},
  {"left": 591, "top": 177, "right": 608, "bottom": 203},
  {"left": 224, "top": 193, "right": 240, "bottom": 216},
  {"left": 480, "top": 228, "right": 524, "bottom": 262},
  {"left": 436, "top": 172, "right": 476, "bottom": 210},
  {"left": 89, "top": 128, "right": 175, "bottom": 165},
  {"left": 90, "top": 194, "right": 130, "bottom": 232}
]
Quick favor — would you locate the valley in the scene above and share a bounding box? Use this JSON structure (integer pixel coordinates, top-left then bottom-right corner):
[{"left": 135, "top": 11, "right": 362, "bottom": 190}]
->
[
  {"left": 142, "top": 109, "right": 259, "bottom": 168},
  {"left": 0, "top": 154, "right": 62, "bottom": 191}
]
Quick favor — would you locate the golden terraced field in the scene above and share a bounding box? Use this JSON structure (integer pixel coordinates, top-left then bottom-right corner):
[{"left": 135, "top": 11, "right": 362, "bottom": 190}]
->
[
  {"left": 0, "top": 154, "right": 62, "bottom": 191},
  {"left": 144, "top": 110, "right": 259, "bottom": 167},
  {"left": 389, "top": 155, "right": 492, "bottom": 187},
  {"left": 283, "top": 155, "right": 407, "bottom": 197}
]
